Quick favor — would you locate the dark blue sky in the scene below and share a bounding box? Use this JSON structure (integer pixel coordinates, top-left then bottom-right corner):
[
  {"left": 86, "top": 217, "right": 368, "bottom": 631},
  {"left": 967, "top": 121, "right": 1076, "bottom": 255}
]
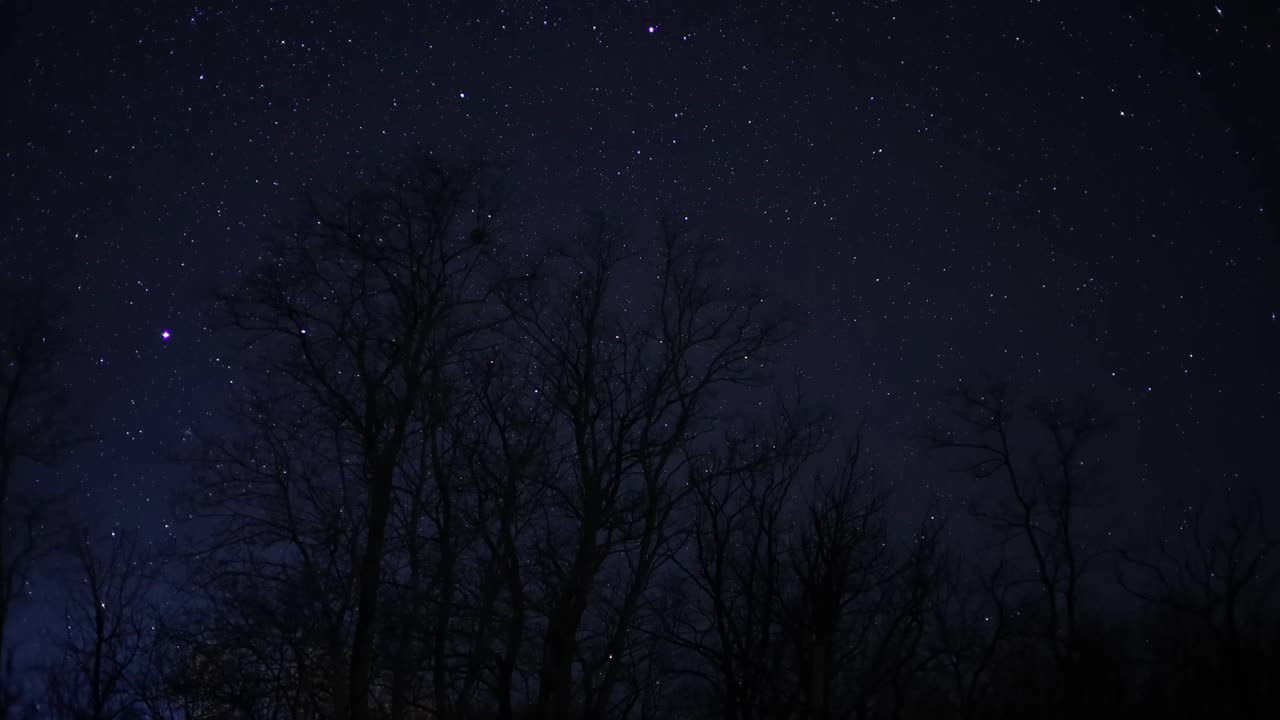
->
[{"left": 3, "top": 0, "right": 1277, "bottom": 597}]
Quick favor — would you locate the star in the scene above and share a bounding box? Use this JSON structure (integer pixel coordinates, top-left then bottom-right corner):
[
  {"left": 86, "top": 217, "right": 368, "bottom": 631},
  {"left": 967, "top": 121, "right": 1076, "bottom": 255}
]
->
[{"left": 161, "top": 329, "right": 170, "bottom": 341}]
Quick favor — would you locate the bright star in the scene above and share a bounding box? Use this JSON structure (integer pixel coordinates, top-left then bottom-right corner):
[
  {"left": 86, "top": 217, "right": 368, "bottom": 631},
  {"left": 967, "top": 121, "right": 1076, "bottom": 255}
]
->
[{"left": 161, "top": 329, "right": 171, "bottom": 341}]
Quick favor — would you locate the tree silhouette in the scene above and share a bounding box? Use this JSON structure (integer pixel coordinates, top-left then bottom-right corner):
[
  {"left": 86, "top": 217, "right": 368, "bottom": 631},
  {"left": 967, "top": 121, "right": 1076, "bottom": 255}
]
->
[
  {"left": 216, "top": 152, "right": 507, "bottom": 719},
  {"left": 11, "top": 153, "right": 1275, "bottom": 720},
  {"left": 1120, "top": 487, "right": 1280, "bottom": 718},
  {"left": 497, "top": 217, "right": 785, "bottom": 720},
  {"left": 0, "top": 287, "right": 85, "bottom": 714},
  {"left": 44, "top": 528, "right": 163, "bottom": 720},
  {"left": 921, "top": 378, "right": 1109, "bottom": 717},
  {"left": 175, "top": 391, "right": 359, "bottom": 716},
  {"left": 673, "top": 410, "right": 826, "bottom": 720},
  {"left": 923, "top": 553, "right": 1012, "bottom": 720}
]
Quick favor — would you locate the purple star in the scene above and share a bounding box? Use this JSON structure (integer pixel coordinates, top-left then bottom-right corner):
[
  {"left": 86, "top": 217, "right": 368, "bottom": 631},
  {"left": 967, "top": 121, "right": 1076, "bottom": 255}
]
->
[{"left": 161, "top": 329, "right": 171, "bottom": 341}]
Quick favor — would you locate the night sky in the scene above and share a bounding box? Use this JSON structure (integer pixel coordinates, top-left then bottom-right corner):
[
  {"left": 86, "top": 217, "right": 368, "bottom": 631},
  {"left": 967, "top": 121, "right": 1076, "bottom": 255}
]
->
[{"left": 3, "top": 0, "right": 1278, "bottom": 621}]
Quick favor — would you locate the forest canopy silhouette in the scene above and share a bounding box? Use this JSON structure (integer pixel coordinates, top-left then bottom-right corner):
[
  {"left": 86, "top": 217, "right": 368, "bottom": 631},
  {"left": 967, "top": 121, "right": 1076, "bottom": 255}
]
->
[{"left": 1, "top": 151, "right": 1276, "bottom": 720}]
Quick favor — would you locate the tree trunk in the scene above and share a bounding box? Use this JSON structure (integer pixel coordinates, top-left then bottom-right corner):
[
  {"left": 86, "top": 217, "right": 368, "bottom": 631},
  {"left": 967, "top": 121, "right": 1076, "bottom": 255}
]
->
[
  {"left": 537, "top": 531, "right": 598, "bottom": 720},
  {"left": 348, "top": 460, "right": 396, "bottom": 720}
]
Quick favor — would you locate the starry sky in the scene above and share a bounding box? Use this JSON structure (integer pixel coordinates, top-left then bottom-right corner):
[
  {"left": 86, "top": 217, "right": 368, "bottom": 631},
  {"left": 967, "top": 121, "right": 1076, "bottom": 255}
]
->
[{"left": 2, "top": 0, "right": 1278, "bottom": 568}]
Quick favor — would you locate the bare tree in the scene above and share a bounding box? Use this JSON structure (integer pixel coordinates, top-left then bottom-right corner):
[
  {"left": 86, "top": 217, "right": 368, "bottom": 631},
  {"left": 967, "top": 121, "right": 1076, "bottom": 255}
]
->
[
  {"left": 448, "top": 347, "right": 559, "bottom": 719},
  {"left": 205, "top": 151, "right": 507, "bottom": 719},
  {"left": 1120, "top": 486, "right": 1280, "bottom": 717},
  {"left": 0, "top": 287, "right": 85, "bottom": 713},
  {"left": 369, "top": 342, "right": 551, "bottom": 720},
  {"left": 670, "top": 411, "right": 826, "bottom": 720},
  {"left": 924, "top": 554, "right": 1012, "bottom": 720},
  {"left": 784, "top": 440, "right": 893, "bottom": 720},
  {"left": 175, "top": 393, "right": 361, "bottom": 717},
  {"left": 668, "top": 407, "right": 946, "bottom": 720},
  {"left": 44, "top": 528, "right": 161, "bottom": 720},
  {"left": 921, "top": 378, "right": 1107, "bottom": 715},
  {"left": 499, "top": 218, "right": 785, "bottom": 720},
  {"left": 185, "top": 157, "right": 793, "bottom": 720}
]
